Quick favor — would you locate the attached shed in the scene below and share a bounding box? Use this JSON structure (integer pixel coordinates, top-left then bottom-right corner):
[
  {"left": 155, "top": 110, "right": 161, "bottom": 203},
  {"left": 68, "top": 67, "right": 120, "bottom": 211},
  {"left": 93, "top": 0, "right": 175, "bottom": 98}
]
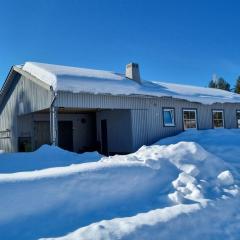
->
[{"left": 0, "top": 62, "right": 240, "bottom": 154}]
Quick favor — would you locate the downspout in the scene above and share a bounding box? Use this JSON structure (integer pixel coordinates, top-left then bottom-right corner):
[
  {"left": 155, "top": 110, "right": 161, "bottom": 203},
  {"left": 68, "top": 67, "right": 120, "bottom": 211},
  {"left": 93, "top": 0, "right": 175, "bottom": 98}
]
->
[{"left": 50, "top": 86, "right": 58, "bottom": 146}]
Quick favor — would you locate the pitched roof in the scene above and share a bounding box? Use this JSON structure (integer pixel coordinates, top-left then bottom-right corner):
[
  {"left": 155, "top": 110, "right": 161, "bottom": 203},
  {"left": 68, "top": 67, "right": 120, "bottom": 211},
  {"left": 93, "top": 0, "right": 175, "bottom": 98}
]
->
[{"left": 19, "top": 61, "right": 240, "bottom": 105}]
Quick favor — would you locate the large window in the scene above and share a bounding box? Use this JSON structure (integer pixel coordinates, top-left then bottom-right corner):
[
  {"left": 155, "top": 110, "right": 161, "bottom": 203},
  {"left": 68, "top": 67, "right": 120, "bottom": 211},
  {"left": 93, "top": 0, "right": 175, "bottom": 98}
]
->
[
  {"left": 183, "top": 109, "right": 197, "bottom": 130},
  {"left": 212, "top": 110, "right": 224, "bottom": 128},
  {"left": 163, "top": 108, "right": 175, "bottom": 126},
  {"left": 236, "top": 110, "right": 240, "bottom": 128}
]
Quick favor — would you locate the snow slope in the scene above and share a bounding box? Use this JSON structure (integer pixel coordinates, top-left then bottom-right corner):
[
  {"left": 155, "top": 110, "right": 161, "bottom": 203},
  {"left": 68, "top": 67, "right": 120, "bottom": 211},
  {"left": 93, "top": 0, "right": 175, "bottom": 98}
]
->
[
  {"left": 0, "top": 145, "right": 101, "bottom": 173},
  {"left": 22, "top": 62, "right": 240, "bottom": 104},
  {"left": 0, "top": 130, "right": 240, "bottom": 240}
]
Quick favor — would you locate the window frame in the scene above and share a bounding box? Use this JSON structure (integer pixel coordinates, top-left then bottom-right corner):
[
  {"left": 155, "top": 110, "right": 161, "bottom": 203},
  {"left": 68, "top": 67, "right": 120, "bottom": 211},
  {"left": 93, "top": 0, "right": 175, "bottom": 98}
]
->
[
  {"left": 212, "top": 110, "right": 225, "bottom": 129},
  {"left": 236, "top": 110, "right": 240, "bottom": 128},
  {"left": 182, "top": 109, "right": 198, "bottom": 130},
  {"left": 162, "top": 108, "right": 175, "bottom": 127}
]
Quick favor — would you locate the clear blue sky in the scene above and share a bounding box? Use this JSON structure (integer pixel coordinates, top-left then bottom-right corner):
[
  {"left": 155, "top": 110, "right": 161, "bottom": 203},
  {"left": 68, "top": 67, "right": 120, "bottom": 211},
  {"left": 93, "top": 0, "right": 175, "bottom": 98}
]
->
[{"left": 0, "top": 0, "right": 240, "bottom": 88}]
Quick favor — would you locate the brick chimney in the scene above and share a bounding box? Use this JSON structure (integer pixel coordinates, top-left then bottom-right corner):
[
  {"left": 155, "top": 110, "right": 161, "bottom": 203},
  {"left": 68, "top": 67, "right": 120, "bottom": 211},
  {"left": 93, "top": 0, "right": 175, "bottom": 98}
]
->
[{"left": 125, "top": 63, "right": 141, "bottom": 84}]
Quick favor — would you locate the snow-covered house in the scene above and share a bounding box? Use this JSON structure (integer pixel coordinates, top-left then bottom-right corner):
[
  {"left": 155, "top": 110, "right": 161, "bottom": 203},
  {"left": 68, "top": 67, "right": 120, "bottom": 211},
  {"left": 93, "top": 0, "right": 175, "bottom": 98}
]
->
[{"left": 0, "top": 62, "right": 240, "bottom": 154}]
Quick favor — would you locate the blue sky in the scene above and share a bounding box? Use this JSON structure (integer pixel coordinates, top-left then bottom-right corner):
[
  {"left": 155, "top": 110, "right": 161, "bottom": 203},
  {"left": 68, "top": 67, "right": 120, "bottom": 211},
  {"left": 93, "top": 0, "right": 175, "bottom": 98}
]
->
[{"left": 0, "top": 0, "right": 240, "bottom": 87}]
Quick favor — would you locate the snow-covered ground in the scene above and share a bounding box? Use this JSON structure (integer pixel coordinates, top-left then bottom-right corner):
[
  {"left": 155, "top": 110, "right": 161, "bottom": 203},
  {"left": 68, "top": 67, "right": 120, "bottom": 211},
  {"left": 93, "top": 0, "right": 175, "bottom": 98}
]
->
[{"left": 0, "top": 129, "right": 240, "bottom": 240}]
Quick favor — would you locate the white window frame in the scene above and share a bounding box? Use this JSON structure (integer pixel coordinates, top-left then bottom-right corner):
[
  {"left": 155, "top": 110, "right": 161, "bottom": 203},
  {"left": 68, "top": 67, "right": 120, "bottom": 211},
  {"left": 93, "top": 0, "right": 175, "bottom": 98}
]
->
[
  {"left": 212, "top": 110, "right": 224, "bottom": 129},
  {"left": 163, "top": 108, "right": 175, "bottom": 127},
  {"left": 183, "top": 109, "right": 197, "bottom": 130},
  {"left": 237, "top": 110, "right": 240, "bottom": 128}
]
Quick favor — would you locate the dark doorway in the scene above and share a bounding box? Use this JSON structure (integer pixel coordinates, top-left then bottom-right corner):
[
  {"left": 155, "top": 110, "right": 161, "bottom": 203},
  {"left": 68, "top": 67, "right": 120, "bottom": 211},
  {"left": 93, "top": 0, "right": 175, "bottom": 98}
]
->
[
  {"left": 101, "top": 119, "right": 108, "bottom": 155},
  {"left": 34, "top": 121, "right": 50, "bottom": 150},
  {"left": 18, "top": 137, "right": 32, "bottom": 152},
  {"left": 58, "top": 121, "right": 73, "bottom": 151}
]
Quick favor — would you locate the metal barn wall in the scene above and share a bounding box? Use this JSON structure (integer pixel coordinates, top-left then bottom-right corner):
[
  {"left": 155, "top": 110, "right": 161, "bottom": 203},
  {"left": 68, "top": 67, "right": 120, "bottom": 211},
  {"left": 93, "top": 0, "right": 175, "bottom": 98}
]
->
[
  {"left": 56, "top": 91, "right": 240, "bottom": 152},
  {"left": 96, "top": 110, "right": 133, "bottom": 153},
  {"left": 56, "top": 92, "right": 148, "bottom": 109},
  {"left": 131, "top": 98, "right": 240, "bottom": 151},
  {"left": 18, "top": 112, "right": 96, "bottom": 152},
  {"left": 0, "top": 72, "right": 52, "bottom": 152}
]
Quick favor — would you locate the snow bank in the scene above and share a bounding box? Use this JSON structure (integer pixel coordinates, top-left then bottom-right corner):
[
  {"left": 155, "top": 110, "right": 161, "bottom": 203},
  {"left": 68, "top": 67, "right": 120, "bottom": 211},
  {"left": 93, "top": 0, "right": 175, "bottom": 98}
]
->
[
  {"left": 158, "top": 129, "right": 240, "bottom": 171},
  {"left": 0, "top": 130, "right": 240, "bottom": 240},
  {"left": 42, "top": 204, "right": 201, "bottom": 240},
  {"left": 22, "top": 62, "right": 240, "bottom": 104},
  {"left": 0, "top": 144, "right": 101, "bottom": 173},
  {"left": 42, "top": 197, "right": 240, "bottom": 240},
  {"left": 217, "top": 170, "right": 234, "bottom": 186}
]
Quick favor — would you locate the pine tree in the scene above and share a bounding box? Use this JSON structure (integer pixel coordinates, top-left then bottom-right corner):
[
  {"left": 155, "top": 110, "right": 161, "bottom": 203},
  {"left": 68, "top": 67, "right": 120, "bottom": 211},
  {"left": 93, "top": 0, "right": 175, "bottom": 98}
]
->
[
  {"left": 217, "top": 77, "right": 230, "bottom": 91},
  {"left": 234, "top": 76, "right": 240, "bottom": 94},
  {"left": 208, "top": 79, "right": 217, "bottom": 88},
  {"left": 208, "top": 75, "right": 230, "bottom": 91}
]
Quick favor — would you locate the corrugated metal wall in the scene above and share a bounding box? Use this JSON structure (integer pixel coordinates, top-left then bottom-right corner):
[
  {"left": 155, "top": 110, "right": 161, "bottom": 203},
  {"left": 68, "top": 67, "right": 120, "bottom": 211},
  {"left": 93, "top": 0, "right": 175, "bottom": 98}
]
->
[
  {"left": 56, "top": 92, "right": 148, "bottom": 109},
  {"left": 131, "top": 98, "right": 240, "bottom": 150},
  {"left": 0, "top": 73, "right": 52, "bottom": 152},
  {"left": 56, "top": 91, "right": 240, "bottom": 152},
  {"left": 96, "top": 110, "right": 133, "bottom": 153}
]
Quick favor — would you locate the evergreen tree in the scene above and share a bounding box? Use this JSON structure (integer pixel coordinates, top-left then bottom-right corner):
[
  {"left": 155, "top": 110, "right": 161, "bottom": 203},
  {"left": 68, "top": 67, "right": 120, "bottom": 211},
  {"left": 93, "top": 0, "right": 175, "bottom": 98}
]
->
[
  {"left": 208, "top": 75, "right": 230, "bottom": 91},
  {"left": 234, "top": 76, "right": 240, "bottom": 94},
  {"left": 217, "top": 77, "right": 230, "bottom": 91},
  {"left": 208, "top": 79, "right": 217, "bottom": 88}
]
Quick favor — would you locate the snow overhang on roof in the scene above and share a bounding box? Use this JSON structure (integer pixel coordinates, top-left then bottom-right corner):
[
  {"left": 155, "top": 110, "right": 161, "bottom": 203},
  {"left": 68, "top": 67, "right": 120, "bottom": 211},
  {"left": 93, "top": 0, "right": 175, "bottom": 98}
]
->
[{"left": 21, "top": 61, "right": 240, "bottom": 105}]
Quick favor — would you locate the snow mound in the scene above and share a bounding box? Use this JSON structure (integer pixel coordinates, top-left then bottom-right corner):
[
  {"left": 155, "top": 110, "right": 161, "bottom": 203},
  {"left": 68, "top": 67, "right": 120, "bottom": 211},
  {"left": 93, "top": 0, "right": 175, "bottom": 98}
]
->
[
  {"left": 0, "top": 130, "right": 239, "bottom": 240},
  {"left": 42, "top": 197, "right": 240, "bottom": 240},
  {"left": 217, "top": 170, "right": 234, "bottom": 186},
  {"left": 0, "top": 144, "right": 101, "bottom": 173}
]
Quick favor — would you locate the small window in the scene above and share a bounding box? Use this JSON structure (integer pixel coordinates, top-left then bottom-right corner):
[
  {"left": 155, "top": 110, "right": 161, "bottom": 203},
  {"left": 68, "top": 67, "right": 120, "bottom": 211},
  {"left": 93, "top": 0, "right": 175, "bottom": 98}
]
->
[
  {"left": 163, "top": 108, "right": 175, "bottom": 126},
  {"left": 183, "top": 109, "right": 197, "bottom": 130},
  {"left": 237, "top": 111, "right": 240, "bottom": 128},
  {"left": 212, "top": 110, "right": 224, "bottom": 128},
  {"left": 81, "top": 118, "right": 86, "bottom": 124}
]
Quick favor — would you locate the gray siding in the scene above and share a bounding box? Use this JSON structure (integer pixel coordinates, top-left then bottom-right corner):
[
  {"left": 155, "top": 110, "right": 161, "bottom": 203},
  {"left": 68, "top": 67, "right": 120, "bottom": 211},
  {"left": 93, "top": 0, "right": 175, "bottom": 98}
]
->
[
  {"left": 19, "top": 113, "right": 96, "bottom": 152},
  {"left": 0, "top": 73, "right": 52, "bottom": 152},
  {"left": 56, "top": 91, "right": 148, "bottom": 109},
  {"left": 131, "top": 98, "right": 240, "bottom": 151},
  {"left": 96, "top": 110, "right": 133, "bottom": 153}
]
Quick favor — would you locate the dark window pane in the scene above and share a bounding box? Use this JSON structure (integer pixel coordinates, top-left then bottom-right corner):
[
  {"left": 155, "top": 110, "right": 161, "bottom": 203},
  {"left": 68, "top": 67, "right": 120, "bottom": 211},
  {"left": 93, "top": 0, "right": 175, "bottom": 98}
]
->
[
  {"left": 213, "top": 111, "right": 224, "bottom": 128},
  {"left": 189, "top": 111, "right": 196, "bottom": 119},
  {"left": 183, "top": 110, "right": 197, "bottom": 129}
]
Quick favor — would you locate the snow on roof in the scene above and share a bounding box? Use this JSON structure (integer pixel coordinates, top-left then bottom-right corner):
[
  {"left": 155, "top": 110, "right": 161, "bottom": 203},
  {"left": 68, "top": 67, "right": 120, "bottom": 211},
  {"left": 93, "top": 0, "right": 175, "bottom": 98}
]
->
[{"left": 22, "top": 62, "right": 240, "bottom": 105}]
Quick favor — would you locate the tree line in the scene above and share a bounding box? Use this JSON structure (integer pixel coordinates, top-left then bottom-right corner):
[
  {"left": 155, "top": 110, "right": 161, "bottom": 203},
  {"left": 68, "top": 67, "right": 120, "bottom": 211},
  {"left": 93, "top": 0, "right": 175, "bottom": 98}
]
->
[{"left": 208, "top": 75, "right": 240, "bottom": 93}]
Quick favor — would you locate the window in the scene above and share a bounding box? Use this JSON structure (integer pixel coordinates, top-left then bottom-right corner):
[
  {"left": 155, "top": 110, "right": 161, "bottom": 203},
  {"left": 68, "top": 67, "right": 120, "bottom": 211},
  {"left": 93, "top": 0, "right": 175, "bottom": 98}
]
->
[
  {"left": 183, "top": 109, "right": 197, "bottom": 130},
  {"left": 237, "top": 111, "right": 240, "bottom": 128},
  {"left": 163, "top": 108, "right": 175, "bottom": 126},
  {"left": 81, "top": 118, "right": 86, "bottom": 124},
  {"left": 212, "top": 110, "right": 224, "bottom": 128}
]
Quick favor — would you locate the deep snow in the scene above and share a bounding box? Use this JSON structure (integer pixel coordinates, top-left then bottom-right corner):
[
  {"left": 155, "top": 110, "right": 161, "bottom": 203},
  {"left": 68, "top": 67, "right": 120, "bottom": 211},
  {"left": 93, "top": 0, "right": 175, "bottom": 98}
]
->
[
  {"left": 22, "top": 62, "right": 240, "bottom": 104},
  {"left": 0, "top": 129, "right": 240, "bottom": 240}
]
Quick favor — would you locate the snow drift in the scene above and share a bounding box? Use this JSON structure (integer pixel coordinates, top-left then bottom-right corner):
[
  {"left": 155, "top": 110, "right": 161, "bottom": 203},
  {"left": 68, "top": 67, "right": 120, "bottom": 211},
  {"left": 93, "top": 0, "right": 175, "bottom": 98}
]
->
[{"left": 0, "top": 130, "right": 239, "bottom": 240}]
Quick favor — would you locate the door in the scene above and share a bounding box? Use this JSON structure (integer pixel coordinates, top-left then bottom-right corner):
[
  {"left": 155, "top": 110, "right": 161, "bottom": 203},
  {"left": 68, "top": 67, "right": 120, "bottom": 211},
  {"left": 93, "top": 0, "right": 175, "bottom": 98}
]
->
[
  {"left": 236, "top": 111, "right": 240, "bottom": 128},
  {"left": 101, "top": 119, "right": 108, "bottom": 155},
  {"left": 34, "top": 121, "right": 50, "bottom": 150},
  {"left": 58, "top": 121, "right": 73, "bottom": 151}
]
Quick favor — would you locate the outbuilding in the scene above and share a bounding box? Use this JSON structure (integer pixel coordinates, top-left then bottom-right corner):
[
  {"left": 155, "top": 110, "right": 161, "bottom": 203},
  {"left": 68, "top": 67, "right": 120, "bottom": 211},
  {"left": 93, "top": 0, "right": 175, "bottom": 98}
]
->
[{"left": 0, "top": 62, "right": 240, "bottom": 154}]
